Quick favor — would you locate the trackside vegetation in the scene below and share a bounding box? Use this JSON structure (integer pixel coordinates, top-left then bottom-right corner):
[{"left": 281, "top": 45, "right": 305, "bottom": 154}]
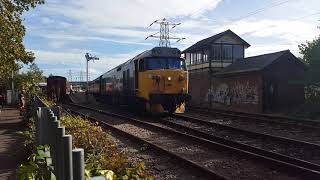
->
[
  {"left": 61, "top": 115, "right": 153, "bottom": 179},
  {"left": 18, "top": 95, "right": 153, "bottom": 179}
]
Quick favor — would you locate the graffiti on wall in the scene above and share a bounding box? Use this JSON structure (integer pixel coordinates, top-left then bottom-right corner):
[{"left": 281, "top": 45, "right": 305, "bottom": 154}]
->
[{"left": 207, "top": 81, "right": 259, "bottom": 106}]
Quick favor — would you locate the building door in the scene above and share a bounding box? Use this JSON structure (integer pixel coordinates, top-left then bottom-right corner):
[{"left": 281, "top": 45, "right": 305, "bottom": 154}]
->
[{"left": 264, "top": 81, "right": 277, "bottom": 111}]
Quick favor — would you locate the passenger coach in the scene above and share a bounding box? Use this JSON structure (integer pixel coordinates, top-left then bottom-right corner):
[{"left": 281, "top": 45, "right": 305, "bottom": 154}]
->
[{"left": 88, "top": 47, "right": 190, "bottom": 113}]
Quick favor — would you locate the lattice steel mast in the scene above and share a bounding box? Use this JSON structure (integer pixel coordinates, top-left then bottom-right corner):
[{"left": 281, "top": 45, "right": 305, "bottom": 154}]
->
[{"left": 146, "top": 18, "right": 185, "bottom": 47}]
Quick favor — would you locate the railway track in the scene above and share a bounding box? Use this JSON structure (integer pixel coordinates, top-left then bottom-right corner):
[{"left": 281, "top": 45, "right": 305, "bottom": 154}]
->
[
  {"left": 167, "top": 114, "right": 320, "bottom": 168},
  {"left": 63, "top": 103, "right": 320, "bottom": 180},
  {"left": 186, "top": 108, "right": 320, "bottom": 144},
  {"left": 189, "top": 107, "right": 320, "bottom": 129}
]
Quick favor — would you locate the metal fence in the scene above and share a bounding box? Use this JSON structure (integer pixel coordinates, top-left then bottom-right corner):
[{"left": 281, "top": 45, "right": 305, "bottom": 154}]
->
[{"left": 34, "top": 97, "right": 84, "bottom": 180}]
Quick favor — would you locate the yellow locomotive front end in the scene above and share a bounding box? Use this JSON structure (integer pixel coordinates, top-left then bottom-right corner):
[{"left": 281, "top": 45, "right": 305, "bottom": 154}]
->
[{"left": 135, "top": 48, "right": 190, "bottom": 114}]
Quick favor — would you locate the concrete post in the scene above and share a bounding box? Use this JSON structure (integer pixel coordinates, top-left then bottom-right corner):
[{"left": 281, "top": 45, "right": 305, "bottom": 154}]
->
[
  {"left": 49, "top": 112, "right": 55, "bottom": 147},
  {"left": 51, "top": 119, "right": 59, "bottom": 171},
  {"left": 56, "top": 127, "right": 65, "bottom": 179},
  {"left": 36, "top": 108, "right": 42, "bottom": 146},
  {"left": 63, "top": 135, "right": 73, "bottom": 180},
  {"left": 72, "top": 149, "right": 84, "bottom": 180},
  {"left": 43, "top": 108, "right": 49, "bottom": 145},
  {"left": 52, "top": 106, "right": 61, "bottom": 120}
]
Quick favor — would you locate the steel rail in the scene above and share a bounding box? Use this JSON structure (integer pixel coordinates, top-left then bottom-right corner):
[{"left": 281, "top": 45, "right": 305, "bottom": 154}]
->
[
  {"left": 63, "top": 104, "right": 228, "bottom": 180},
  {"left": 162, "top": 115, "right": 320, "bottom": 172},
  {"left": 189, "top": 106, "right": 320, "bottom": 129},
  {"left": 174, "top": 113, "right": 320, "bottom": 149}
]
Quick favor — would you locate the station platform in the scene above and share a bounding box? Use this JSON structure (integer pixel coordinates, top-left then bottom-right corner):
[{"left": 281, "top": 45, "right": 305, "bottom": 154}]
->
[{"left": 0, "top": 107, "right": 25, "bottom": 180}]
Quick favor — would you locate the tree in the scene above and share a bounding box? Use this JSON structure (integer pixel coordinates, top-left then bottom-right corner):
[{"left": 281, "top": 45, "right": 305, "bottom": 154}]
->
[
  {"left": 0, "top": 0, "right": 44, "bottom": 79},
  {"left": 299, "top": 35, "right": 320, "bottom": 102},
  {"left": 299, "top": 36, "right": 320, "bottom": 84},
  {"left": 16, "top": 63, "right": 45, "bottom": 94}
]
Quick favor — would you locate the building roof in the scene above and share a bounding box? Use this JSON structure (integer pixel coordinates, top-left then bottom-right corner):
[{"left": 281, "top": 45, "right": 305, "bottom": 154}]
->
[
  {"left": 214, "top": 50, "right": 307, "bottom": 76},
  {"left": 182, "top": 29, "right": 250, "bottom": 53}
]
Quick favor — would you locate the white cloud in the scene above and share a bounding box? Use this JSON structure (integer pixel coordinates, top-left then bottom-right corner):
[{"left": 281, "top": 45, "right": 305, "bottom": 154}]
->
[
  {"left": 32, "top": 49, "right": 144, "bottom": 78},
  {"left": 53, "top": 0, "right": 223, "bottom": 28}
]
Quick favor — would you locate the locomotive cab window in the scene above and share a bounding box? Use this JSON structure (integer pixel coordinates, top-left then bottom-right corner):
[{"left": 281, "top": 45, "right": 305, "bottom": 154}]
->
[
  {"left": 139, "top": 59, "right": 145, "bottom": 72},
  {"left": 145, "top": 57, "right": 186, "bottom": 70}
]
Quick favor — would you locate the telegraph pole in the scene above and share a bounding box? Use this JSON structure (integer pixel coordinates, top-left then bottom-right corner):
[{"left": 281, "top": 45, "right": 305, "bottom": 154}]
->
[
  {"left": 146, "top": 18, "right": 185, "bottom": 47},
  {"left": 85, "top": 53, "right": 99, "bottom": 92}
]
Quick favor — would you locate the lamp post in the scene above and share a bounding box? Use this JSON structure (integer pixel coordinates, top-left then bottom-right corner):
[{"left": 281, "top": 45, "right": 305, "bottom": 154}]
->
[{"left": 85, "top": 53, "right": 99, "bottom": 92}]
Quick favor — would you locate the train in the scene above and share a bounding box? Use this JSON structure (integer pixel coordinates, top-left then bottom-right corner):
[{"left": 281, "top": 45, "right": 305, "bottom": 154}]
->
[
  {"left": 47, "top": 76, "right": 67, "bottom": 103},
  {"left": 88, "top": 47, "right": 190, "bottom": 113}
]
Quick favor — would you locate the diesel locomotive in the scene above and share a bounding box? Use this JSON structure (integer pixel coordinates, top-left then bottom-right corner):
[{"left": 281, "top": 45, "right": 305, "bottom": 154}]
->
[{"left": 88, "top": 47, "right": 190, "bottom": 113}]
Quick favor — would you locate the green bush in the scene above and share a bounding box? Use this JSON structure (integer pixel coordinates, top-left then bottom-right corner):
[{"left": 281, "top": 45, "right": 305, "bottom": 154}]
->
[{"left": 18, "top": 146, "right": 55, "bottom": 180}]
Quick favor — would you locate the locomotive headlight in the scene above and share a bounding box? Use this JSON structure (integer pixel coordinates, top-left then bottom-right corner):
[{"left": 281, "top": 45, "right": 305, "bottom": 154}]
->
[{"left": 167, "top": 76, "right": 172, "bottom": 81}]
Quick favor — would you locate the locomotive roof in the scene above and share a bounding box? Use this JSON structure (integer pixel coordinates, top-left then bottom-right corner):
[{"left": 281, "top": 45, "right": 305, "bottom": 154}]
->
[
  {"left": 131, "top": 47, "right": 181, "bottom": 61},
  {"left": 93, "top": 47, "right": 182, "bottom": 81}
]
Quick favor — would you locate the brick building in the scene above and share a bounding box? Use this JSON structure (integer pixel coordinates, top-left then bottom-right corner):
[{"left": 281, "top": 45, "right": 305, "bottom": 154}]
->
[{"left": 183, "top": 30, "right": 307, "bottom": 112}]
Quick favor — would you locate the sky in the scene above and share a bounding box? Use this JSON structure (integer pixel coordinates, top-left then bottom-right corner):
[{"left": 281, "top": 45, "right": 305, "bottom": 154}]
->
[{"left": 22, "top": 0, "right": 320, "bottom": 80}]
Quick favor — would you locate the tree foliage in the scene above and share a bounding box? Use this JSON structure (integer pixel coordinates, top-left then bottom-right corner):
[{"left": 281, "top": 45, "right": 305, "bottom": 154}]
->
[
  {"left": 17, "top": 63, "right": 45, "bottom": 94},
  {"left": 299, "top": 35, "right": 320, "bottom": 102},
  {"left": 0, "top": 0, "right": 44, "bottom": 79},
  {"left": 299, "top": 36, "right": 320, "bottom": 84}
]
